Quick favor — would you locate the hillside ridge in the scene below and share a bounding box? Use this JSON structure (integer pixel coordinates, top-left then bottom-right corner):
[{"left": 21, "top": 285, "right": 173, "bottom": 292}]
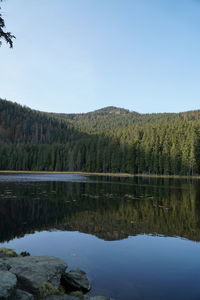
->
[
  {"left": 1, "top": 98, "right": 200, "bottom": 176},
  {"left": 2, "top": 98, "right": 200, "bottom": 116}
]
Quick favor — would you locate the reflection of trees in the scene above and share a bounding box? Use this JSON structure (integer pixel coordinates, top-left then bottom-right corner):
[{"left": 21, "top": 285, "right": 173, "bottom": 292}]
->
[{"left": 0, "top": 177, "right": 200, "bottom": 242}]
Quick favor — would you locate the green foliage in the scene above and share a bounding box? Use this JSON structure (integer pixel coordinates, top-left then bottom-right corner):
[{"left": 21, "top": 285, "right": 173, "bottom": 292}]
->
[
  {"left": 39, "top": 282, "right": 61, "bottom": 297},
  {"left": 1, "top": 98, "right": 200, "bottom": 175}
]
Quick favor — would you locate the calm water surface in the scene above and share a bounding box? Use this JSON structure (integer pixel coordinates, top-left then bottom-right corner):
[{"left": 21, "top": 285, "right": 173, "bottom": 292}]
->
[{"left": 0, "top": 174, "right": 200, "bottom": 300}]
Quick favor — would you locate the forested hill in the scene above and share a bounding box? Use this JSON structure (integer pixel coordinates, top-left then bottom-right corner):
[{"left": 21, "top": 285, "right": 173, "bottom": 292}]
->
[
  {"left": 1, "top": 98, "right": 200, "bottom": 175},
  {"left": 52, "top": 106, "right": 200, "bottom": 134}
]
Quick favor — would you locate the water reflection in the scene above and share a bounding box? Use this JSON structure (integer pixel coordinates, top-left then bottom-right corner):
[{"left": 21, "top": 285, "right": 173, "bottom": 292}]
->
[{"left": 0, "top": 175, "right": 199, "bottom": 243}]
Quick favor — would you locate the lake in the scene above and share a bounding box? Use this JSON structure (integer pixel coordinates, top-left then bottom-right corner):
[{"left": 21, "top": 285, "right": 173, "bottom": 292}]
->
[{"left": 0, "top": 173, "right": 200, "bottom": 300}]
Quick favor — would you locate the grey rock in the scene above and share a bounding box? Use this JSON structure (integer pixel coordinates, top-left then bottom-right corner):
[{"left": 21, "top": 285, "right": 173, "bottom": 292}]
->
[
  {"left": 15, "top": 289, "right": 34, "bottom": 300},
  {"left": 61, "top": 269, "right": 91, "bottom": 292},
  {"left": 0, "top": 260, "right": 9, "bottom": 271},
  {"left": 7, "top": 256, "right": 67, "bottom": 295},
  {"left": 0, "top": 270, "right": 17, "bottom": 299}
]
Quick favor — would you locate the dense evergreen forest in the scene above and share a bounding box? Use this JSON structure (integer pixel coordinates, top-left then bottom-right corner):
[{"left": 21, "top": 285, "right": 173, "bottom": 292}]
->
[{"left": 1, "top": 98, "right": 200, "bottom": 175}]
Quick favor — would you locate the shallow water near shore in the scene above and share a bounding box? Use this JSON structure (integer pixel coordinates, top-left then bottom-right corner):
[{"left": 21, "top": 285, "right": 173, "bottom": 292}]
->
[{"left": 0, "top": 173, "right": 200, "bottom": 299}]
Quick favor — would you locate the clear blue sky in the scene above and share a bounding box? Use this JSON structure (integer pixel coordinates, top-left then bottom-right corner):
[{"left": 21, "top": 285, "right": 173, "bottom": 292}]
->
[{"left": 1, "top": 0, "right": 200, "bottom": 113}]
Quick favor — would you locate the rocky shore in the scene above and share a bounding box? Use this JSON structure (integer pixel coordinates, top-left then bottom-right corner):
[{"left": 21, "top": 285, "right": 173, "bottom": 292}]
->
[{"left": 0, "top": 248, "right": 114, "bottom": 300}]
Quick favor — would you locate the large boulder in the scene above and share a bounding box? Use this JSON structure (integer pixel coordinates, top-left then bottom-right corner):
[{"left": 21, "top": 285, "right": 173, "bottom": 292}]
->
[
  {"left": 0, "top": 260, "right": 9, "bottom": 271},
  {"left": 61, "top": 269, "right": 91, "bottom": 293},
  {"left": 0, "top": 270, "right": 17, "bottom": 299},
  {"left": 6, "top": 256, "right": 67, "bottom": 296},
  {"left": 0, "top": 248, "right": 115, "bottom": 300}
]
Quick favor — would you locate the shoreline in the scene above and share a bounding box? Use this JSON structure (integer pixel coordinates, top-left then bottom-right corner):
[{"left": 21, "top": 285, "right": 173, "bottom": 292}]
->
[
  {"left": 0, "top": 170, "right": 199, "bottom": 180},
  {"left": 0, "top": 248, "right": 113, "bottom": 300}
]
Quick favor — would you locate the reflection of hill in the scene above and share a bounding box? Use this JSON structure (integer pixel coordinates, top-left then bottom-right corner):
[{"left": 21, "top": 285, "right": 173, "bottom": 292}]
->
[{"left": 0, "top": 177, "right": 200, "bottom": 242}]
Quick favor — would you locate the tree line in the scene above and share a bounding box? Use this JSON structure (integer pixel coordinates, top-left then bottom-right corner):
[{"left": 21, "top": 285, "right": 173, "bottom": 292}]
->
[{"left": 0, "top": 99, "right": 200, "bottom": 175}]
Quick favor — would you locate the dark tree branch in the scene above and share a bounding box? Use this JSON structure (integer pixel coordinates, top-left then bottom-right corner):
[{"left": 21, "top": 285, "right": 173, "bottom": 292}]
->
[{"left": 0, "top": 1, "right": 15, "bottom": 48}]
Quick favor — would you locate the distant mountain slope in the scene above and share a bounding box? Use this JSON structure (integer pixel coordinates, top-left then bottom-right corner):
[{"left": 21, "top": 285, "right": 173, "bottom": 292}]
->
[
  {"left": 0, "top": 99, "right": 97, "bottom": 170},
  {"left": 52, "top": 106, "right": 178, "bottom": 135},
  {"left": 0, "top": 99, "right": 79, "bottom": 144},
  {"left": 1, "top": 98, "right": 200, "bottom": 175},
  {"left": 88, "top": 106, "right": 131, "bottom": 115}
]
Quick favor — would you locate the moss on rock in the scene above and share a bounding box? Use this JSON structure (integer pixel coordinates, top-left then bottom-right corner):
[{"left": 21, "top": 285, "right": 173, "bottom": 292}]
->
[
  {"left": 0, "top": 248, "right": 19, "bottom": 258},
  {"left": 39, "top": 282, "right": 61, "bottom": 297}
]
